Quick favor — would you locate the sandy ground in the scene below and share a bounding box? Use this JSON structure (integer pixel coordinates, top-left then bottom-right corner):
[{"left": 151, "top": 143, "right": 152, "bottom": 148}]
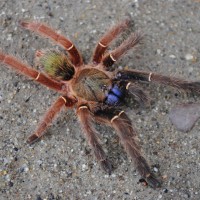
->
[{"left": 0, "top": 0, "right": 200, "bottom": 199}]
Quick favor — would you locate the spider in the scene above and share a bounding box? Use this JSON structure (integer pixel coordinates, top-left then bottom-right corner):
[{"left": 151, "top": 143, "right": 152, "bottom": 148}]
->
[{"left": 1, "top": 19, "right": 200, "bottom": 189}]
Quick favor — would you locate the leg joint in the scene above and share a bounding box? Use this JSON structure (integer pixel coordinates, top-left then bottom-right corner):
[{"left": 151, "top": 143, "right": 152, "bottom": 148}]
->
[
  {"left": 148, "top": 72, "right": 152, "bottom": 82},
  {"left": 111, "top": 110, "right": 124, "bottom": 123},
  {"left": 78, "top": 105, "right": 89, "bottom": 110},
  {"left": 35, "top": 72, "right": 41, "bottom": 80},
  {"left": 99, "top": 42, "right": 107, "bottom": 48},
  {"left": 67, "top": 44, "right": 74, "bottom": 51},
  {"left": 126, "top": 82, "right": 131, "bottom": 90},
  {"left": 109, "top": 53, "right": 116, "bottom": 62},
  {"left": 60, "top": 96, "right": 67, "bottom": 104}
]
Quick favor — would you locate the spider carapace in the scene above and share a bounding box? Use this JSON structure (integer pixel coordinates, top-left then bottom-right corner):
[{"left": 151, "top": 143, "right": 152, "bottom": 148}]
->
[
  {"left": 72, "top": 68, "right": 113, "bottom": 103},
  {"left": 1, "top": 19, "right": 200, "bottom": 189}
]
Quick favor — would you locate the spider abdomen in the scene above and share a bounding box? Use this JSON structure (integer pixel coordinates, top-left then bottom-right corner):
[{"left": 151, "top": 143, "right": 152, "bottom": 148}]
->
[
  {"left": 36, "top": 50, "right": 75, "bottom": 81},
  {"left": 72, "top": 68, "right": 112, "bottom": 102}
]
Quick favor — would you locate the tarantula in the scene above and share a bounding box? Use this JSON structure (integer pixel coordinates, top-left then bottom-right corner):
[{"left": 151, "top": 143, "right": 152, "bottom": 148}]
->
[{"left": 1, "top": 19, "right": 200, "bottom": 188}]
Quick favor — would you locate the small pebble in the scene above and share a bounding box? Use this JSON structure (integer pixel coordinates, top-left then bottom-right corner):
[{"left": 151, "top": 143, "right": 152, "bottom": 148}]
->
[
  {"left": 163, "top": 188, "right": 168, "bottom": 193},
  {"left": 19, "top": 164, "right": 29, "bottom": 173},
  {"left": 13, "top": 147, "right": 18, "bottom": 151},
  {"left": 0, "top": 170, "right": 7, "bottom": 175},
  {"left": 156, "top": 49, "right": 161, "bottom": 54},
  {"left": 82, "top": 164, "right": 88, "bottom": 171},
  {"left": 111, "top": 174, "right": 116, "bottom": 178},
  {"left": 8, "top": 181, "right": 14, "bottom": 187},
  {"left": 185, "top": 53, "right": 194, "bottom": 61},
  {"left": 169, "top": 54, "right": 176, "bottom": 59},
  {"left": 153, "top": 167, "right": 158, "bottom": 172},
  {"left": 7, "top": 34, "right": 12, "bottom": 41},
  {"left": 162, "top": 175, "right": 168, "bottom": 180}
]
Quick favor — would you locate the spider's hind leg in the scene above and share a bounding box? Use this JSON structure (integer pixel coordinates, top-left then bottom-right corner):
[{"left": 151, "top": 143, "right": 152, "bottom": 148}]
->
[
  {"left": 93, "top": 106, "right": 161, "bottom": 188},
  {"left": 118, "top": 81, "right": 150, "bottom": 107},
  {"left": 28, "top": 96, "right": 75, "bottom": 144},
  {"left": 77, "top": 105, "right": 112, "bottom": 174}
]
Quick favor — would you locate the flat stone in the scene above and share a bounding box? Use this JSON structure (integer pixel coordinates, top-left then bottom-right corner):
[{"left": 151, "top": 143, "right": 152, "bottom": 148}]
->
[{"left": 169, "top": 103, "right": 200, "bottom": 132}]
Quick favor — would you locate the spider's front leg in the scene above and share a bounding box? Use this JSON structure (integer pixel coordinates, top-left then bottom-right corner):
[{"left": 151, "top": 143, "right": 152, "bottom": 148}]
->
[
  {"left": 93, "top": 106, "right": 161, "bottom": 188},
  {"left": 28, "top": 96, "right": 76, "bottom": 144},
  {"left": 77, "top": 105, "right": 112, "bottom": 174},
  {"left": 19, "top": 21, "right": 83, "bottom": 66},
  {"left": 102, "top": 32, "right": 143, "bottom": 70},
  {"left": 116, "top": 69, "right": 200, "bottom": 93},
  {"left": 92, "top": 18, "right": 131, "bottom": 64},
  {"left": 0, "top": 52, "right": 65, "bottom": 92}
]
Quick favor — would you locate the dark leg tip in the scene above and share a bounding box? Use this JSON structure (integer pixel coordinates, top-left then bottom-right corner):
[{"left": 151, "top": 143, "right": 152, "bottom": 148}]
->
[
  {"left": 18, "top": 20, "right": 30, "bottom": 29},
  {"left": 27, "top": 134, "right": 39, "bottom": 144},
  {"left": 100, "top": 159, "right": 113, "bottom": 175},
  {"left": 146, "top": 174, "right": 162, "bottom": 188}
]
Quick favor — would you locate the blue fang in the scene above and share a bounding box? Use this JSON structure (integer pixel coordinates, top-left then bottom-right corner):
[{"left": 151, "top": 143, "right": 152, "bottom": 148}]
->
[{"left": 105, "top": 85, "right": 123, "bottom": 105}]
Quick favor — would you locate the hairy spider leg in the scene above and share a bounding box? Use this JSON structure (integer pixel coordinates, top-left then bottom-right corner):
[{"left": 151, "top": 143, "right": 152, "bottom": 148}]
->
[
  {"left": 0, "top": 52, "right": 65, "bottom": 92},
  {"left": 125, "top": 82, "right": 149, "bottom": 106},
  {"left": 116, "top": 69, "right": 200, "bottom": 93},
  {"left": 102, "top": 32, "right": 143, "bottom": 70},
  {"left": 77, "top": 105, "right": 112, "bottom": 174},
  {"left": 19, "top": 21, "right": 83, "bottom": 67},
  {"left": 93, "top": 107, "right": 161, "bottom": 188},
  {"left": 27, "top": 96, "right": 75, "bottom": 144},
  {"left": 92, "top": 18, "right": 131, "bottom": 64}
]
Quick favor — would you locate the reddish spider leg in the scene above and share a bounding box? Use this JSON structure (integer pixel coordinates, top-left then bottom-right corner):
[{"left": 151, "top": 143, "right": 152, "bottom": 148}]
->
[
  {"left": 93, "top": 107, "right": 161, "bottom": 188},
  {"left": 77, "top": 105, "right": 112, "bottom": 174},
  {"left": 28, "top": 96, "right": 76, "bottom": 144},
  {"left": 0, "top": 52, "right": 65, "bottom": 92},
  {"left": 92, "top": 18, "right": 131, "bottom": 64},
  {"left": 19, "top": 21, "right": 83, "bottom": 66},
  {"left": 102, "top": 31, "right": 143, "bottom": 70},
  {"left": 116, "top": 70, "right": 200, "bottom": 93}
]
